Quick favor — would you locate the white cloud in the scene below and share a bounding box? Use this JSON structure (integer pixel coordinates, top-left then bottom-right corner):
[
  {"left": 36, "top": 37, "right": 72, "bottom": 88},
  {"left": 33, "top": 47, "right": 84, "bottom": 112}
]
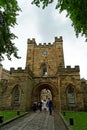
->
[{"left": 1, "top": 0, "right": 87, "bottom": 79}]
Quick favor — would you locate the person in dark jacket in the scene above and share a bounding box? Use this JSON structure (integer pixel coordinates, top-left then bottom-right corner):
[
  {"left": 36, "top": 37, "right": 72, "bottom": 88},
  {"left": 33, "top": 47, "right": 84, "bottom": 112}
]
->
[
  {"left": 33, "top": 102, "right": 37, "bottom": 112},
  {"left": 47, "top": 98, "right": 52, "bottom": 115},
  {"left": 38, "top": 101, "right": 42, "bottom": 112}
]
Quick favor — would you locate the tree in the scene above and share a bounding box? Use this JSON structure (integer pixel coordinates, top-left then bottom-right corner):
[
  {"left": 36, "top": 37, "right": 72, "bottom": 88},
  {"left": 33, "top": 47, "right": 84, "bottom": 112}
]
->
[
  {"left": 0, "top": 0, "right": 87, "bottom": 61},
  {"left": 0, "top": 0, "right": 21, "bottom": 61},
  {"left": 31, "top": 0, "right": 87, "bottom": 41}
]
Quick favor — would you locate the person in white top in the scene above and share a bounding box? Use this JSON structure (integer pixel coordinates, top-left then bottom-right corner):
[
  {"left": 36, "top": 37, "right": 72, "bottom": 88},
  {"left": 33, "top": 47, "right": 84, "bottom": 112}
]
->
[{"left": 42, "top": 100, "right": 47, "bottom": 111}]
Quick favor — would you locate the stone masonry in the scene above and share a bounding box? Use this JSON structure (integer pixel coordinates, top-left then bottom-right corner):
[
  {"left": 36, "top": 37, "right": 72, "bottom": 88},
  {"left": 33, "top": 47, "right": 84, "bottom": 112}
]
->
[{"left": 0, "top": 36, "right": 87, "bottom": 111}]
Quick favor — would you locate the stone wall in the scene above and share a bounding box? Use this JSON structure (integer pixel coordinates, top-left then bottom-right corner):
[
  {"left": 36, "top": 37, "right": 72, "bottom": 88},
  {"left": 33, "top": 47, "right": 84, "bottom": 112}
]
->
[
  {"left": 26, "top": 37, "right": 64, "bottom": 77},
  {"left": 0, "top": 37, "right": 86, "bottom": 112}
]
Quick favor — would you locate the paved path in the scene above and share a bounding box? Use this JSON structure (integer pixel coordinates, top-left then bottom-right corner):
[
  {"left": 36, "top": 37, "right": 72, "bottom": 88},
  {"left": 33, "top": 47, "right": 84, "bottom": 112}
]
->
[{"left": 0, "top": 111, "right": 71, "bottom": 130}]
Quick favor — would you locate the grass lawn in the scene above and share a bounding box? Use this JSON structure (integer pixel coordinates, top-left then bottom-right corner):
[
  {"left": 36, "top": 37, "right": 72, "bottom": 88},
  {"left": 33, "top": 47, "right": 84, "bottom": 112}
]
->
[
  {"left": 63, "top": 111, "right": 87, "bottom": 130},
  {"left": 0, "top": 111, "right": 25, "bottom": 122}
]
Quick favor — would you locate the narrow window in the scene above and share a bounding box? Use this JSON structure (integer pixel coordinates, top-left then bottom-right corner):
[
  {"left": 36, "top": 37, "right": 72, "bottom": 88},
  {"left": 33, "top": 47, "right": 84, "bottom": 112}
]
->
[
  {"left": 42, "top": 63, "right": 47, "bottom": 76},
  {"left": 12, "top": 86, "right": 20, "bottom": 107},
  {"left": 67, "top": 85, "right": 75, "bottom": 107}
]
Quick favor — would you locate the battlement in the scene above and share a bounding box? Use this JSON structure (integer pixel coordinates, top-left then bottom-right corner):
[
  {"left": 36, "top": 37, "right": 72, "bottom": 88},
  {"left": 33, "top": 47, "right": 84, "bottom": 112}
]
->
[
  {"left": 27, "top": 36, "right": 63, "bottom": 47},
  {"left": 27, "top": 38, "right": 36, "bottom": 45},
  {"left": 10, "top": 67, "right": 24, "bottom": 72},
  {"left": 58, "top": 65, "right": 80, "bottom": 72},
  {"left": 38, "top": 42, "right": 53, "bottom": 47},
  {"left": 27, "top": 38, "right": 53, "bottom": 46},
  {"left": 55, "top": 36, "right": 63, "bottom": 42}
]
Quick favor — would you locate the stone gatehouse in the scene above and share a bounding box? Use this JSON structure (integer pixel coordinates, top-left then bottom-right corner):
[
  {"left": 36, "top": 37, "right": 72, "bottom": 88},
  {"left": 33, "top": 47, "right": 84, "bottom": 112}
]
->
[{"left": 0, "top": 36, "right": 87, "bottom": 111}]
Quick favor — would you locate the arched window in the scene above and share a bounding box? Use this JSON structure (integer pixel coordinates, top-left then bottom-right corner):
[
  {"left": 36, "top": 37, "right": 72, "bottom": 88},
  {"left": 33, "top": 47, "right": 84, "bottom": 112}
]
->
[
  {"left": 12, "top": 85, "right": 20, "bottom": 107},
  {"left": 67, "top": 85, "right": 75, "bottom": 107},
  {"left": 42, "top": 63, "right": 47, "bottom": 76}
]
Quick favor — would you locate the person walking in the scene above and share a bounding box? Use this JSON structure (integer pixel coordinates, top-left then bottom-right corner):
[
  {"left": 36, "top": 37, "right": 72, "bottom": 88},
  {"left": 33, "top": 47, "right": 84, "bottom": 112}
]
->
[
  {"left": 33, "top": 102, "right": 37, "bottom": 112},
  {"left": 42, "top": 100, "right": 47, "bottom": 112},
  {"left": 38, "top": 101, "right": 42, "bottom": 112},
  {"left": 47, "top": 98, "right": 52, "bottom": 115}
]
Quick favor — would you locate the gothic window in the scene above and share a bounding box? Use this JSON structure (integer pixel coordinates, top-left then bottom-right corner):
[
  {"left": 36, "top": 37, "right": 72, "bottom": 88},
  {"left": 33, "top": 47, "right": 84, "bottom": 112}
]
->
[
  {"left": 42, "top": 63, "right": 47, "bottom": 76},
  {"left": 12, "top": 85, "right": 20, "bottom": 107},
  {"left": 67, "top": 85, "right": 75, "bottom": 107}
]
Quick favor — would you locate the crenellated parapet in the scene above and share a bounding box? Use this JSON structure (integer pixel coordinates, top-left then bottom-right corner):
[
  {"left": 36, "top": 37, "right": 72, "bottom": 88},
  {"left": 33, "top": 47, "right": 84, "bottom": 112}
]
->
[
  {"left": 58, "top": 65, "right": 80, "bottom": 73},
  {"left": 27, "top": 38, "right": 36, "bottom": 45},
  {"left": 10, "top": 67, "right": 25, "bottom": 73},
  {"left": 10, "top": 67, "right": 34, "bottom": 77},
  {"left": 38, "top": 42, "right": 53, "bottom": 47},
  {"left": 54, "top": 36, "right": 63, "bottom": 42},
  {"left": 27, "top": 36, "right": 63, "bottom": 47}
]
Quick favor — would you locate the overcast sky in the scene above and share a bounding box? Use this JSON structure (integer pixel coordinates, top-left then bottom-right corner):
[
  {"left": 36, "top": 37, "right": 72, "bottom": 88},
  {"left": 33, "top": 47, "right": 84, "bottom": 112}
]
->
[{"left": 1, "top": 0, "right": 87, "bottom": 79}]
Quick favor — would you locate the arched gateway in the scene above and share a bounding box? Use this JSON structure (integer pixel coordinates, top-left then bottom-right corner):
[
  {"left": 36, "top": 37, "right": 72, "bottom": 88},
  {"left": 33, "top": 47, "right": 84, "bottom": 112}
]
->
[{"left": 31, "top": 82, "right": 60, "bottom": 111}]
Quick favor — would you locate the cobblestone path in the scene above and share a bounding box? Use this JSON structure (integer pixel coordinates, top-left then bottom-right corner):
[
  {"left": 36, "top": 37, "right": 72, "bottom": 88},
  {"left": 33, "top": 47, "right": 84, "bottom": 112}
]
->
[{"left": 0, "top": 111, "right": 70, "bottom": 130}]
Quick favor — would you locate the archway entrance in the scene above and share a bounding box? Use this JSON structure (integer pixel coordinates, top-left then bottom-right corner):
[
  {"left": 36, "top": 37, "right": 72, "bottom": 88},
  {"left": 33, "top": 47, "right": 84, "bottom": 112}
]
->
[
  {"left": 40, "top": 89, "right": 52, "bottom": 101},
  {"left": 31, "top": 82, "right": 61, "bottom": 111}
]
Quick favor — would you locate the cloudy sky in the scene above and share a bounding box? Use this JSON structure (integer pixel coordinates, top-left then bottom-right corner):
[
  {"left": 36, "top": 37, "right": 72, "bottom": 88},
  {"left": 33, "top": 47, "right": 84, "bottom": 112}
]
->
[{"left": 1, "top": 0, "right": 87, "bottom": 79}]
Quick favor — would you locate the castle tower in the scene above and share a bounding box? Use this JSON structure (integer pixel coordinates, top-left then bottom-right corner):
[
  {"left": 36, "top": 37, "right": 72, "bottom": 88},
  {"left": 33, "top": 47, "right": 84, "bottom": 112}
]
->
[
  {"left": 26, "top": 36, "right": 65, "bottom": 77},
  {"left": 0, "top": 36, "right": 84, "bottom": 111}
]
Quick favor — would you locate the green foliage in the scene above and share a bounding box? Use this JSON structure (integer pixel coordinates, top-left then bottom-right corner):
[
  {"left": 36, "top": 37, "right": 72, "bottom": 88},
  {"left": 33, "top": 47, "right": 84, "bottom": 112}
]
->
[
  {"left": 32, "top": 0, "right": 87, "bottom": 41},
  {"left": 1, "top": 0, "right": 87, "bottom": 61},
  {"left": 0, "top": 0, "right": 21, "bottom": 61},
  {"left": 31, "top": 0, "right": 53, "bottom": 9}
]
